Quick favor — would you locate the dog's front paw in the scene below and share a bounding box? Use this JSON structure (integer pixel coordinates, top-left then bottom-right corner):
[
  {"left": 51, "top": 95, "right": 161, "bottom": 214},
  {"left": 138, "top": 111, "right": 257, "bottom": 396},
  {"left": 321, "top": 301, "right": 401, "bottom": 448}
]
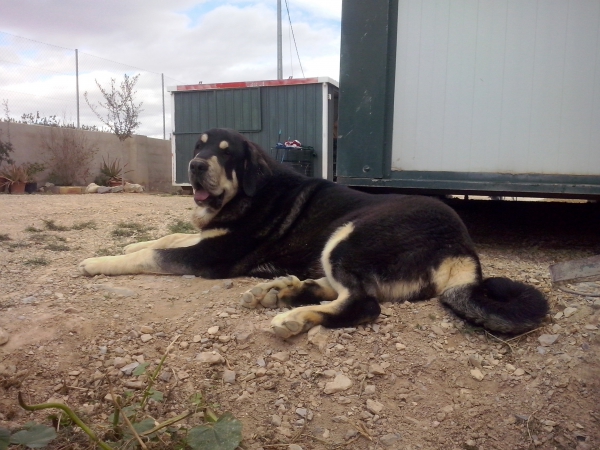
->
[
  {"left": 240, "top": 276, "right": 300, "bottom": 309},
  {"left": 78, "top": 256, "right": 114, "bottom": 276},
  {"left": 270, "top": 308, "right": 317, "bottom": 338}
]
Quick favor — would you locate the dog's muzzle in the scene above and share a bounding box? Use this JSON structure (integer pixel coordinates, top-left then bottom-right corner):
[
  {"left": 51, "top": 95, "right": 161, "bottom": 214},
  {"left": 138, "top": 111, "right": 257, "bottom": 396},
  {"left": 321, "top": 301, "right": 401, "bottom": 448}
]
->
[{"left": 188, "top": 158, "right": 224, "bottom": 208}]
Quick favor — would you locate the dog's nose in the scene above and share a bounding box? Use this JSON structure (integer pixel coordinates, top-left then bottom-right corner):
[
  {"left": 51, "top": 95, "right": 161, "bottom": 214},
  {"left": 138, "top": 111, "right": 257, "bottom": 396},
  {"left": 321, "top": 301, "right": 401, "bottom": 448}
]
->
[{"left": 189, "top": 159, "right": 209, "bottom": 174}]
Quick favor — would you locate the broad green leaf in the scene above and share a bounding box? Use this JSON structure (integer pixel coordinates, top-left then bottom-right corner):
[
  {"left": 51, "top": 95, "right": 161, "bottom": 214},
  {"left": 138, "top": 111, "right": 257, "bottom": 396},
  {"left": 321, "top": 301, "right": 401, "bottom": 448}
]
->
[
  {"left": 149, "top": 390, "right": 163, "bottom": 402},
  {"left": 0, "top": 428, "right": 10, "bottom": 450},
  {"left": 186, "top": 413, "right": 242, "bottom": 450},
  {"left": 132, "top": 362, "right": 149, "bottom": 376},
  {"left": 10, "top": 424, "right": 57, "bottom": 449},
  {"left": 132, "top": 418, "right": 156, "bottom": 435}
]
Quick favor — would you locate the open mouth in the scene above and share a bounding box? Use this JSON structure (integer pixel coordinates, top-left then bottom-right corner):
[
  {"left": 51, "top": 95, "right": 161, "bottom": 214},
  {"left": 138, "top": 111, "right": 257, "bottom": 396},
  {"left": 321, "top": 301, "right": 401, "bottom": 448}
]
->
[{"left": 192, "top": 182, "right": 225, "bottom": 207}]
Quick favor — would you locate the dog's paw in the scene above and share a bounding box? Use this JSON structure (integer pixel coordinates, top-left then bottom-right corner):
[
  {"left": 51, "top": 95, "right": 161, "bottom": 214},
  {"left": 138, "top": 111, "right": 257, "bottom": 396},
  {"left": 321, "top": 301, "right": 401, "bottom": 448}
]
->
[
  {"left": 79, "top": 256, "right": 113, "bottom": 276},
  {"left": 240, "top": 276, "right": 300, "bottom": 309},
  {"left": 270, "top": 308, "right": 316, "bottom": 338}
]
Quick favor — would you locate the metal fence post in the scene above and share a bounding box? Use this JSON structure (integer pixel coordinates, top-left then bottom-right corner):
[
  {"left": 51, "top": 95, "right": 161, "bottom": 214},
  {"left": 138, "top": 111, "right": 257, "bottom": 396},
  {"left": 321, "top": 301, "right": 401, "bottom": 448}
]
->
[
  {"left": 161, "top": 73, "right": 166, "bottom": 140},
  {"left": 75, "top": 48, "right": 80, "bottom": 128}
]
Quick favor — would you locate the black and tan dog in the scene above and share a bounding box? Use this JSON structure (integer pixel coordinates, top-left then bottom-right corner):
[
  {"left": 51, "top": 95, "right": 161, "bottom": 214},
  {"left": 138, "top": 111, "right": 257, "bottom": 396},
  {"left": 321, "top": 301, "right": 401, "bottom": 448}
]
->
[{"left": 79, "top": 128, "right": 549, "bottom": 338}]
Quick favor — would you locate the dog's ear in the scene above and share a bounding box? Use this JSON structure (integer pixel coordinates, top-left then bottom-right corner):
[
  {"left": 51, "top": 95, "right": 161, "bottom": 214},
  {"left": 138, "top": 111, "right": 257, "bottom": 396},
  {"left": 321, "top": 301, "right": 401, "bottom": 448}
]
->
[{"left": 242, "top": 139, "right": 271, "bottom": 197}]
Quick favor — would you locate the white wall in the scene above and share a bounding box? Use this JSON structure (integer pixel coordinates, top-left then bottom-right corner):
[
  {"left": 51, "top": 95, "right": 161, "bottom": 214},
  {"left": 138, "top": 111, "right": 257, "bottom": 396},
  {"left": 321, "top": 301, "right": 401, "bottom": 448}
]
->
[{"left": 391, "top": 0, "right": 600, "bottom": 175}]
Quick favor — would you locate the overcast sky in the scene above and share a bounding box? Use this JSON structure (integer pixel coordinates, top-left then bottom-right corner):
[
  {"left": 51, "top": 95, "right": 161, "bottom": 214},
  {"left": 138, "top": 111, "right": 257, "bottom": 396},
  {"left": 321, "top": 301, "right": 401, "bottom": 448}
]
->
[{"left": 0, "top": 0, "right": 342, "bottom": 137}]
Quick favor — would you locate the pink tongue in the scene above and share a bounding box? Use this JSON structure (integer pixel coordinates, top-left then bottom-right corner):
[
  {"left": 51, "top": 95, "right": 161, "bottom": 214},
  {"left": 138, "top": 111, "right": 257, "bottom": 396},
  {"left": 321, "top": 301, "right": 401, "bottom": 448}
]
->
[{"left": 194, "top": 189, "right": 210, "bottom": 202}]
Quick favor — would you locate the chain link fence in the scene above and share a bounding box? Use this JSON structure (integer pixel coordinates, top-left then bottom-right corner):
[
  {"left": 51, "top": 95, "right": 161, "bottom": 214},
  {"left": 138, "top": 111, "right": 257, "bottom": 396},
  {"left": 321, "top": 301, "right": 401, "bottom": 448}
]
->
[{"left": 0, "top": 31, "right": 184, "bottom": 139}]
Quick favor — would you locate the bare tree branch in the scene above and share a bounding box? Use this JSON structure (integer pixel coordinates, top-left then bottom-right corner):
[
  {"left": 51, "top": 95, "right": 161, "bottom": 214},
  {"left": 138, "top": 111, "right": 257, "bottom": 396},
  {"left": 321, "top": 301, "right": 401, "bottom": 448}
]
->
[{"left": 84, "top": 74, "right": 143, "bottom": 142}]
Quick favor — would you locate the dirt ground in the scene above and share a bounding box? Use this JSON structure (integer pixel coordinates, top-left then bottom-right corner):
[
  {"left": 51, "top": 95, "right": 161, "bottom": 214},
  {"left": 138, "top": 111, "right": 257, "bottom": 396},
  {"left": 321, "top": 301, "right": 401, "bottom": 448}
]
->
[{"left": 0, "top": 193, "right": 599, "bottom": 450}]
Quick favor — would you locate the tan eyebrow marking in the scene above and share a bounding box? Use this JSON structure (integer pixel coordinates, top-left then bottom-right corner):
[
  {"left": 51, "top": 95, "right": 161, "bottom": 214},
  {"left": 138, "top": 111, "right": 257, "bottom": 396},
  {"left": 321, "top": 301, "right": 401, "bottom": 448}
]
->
[
  {"left": 200, "top": 134, "right": 208, "bottom": 143},
  {"left": 219, "top": 140, "right": 229, "bottom": 149}
]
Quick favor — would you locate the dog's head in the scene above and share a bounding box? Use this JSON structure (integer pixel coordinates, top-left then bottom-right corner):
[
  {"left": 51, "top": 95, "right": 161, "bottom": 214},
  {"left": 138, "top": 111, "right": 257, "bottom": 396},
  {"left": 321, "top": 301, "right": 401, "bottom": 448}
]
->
[{"left": 188, "top": 128, "right": 270, "bottom": 213}]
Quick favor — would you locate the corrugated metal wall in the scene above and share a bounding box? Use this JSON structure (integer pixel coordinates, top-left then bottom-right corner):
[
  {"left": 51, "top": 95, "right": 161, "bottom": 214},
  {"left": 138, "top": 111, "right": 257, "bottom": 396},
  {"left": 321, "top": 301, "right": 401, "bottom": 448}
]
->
[
  {"left": 391, "top": 0, "right": 600, "bottom": 176},
  {"left": 173, "top": 84, "right": 326, "bottom": 184}
]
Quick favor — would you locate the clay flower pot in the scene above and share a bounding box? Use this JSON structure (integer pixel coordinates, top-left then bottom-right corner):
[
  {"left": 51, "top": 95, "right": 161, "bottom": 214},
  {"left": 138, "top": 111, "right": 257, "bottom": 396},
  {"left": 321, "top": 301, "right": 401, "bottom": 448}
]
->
[{"left": 9, "top": 181, "right": 26, "bottom": 194}]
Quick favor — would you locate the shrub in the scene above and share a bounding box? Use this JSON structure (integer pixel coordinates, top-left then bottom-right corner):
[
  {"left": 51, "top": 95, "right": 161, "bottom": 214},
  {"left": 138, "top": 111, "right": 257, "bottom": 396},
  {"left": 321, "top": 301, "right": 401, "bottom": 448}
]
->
[{"left": 43, "top": 126, "right": 99, "bottom": 186}]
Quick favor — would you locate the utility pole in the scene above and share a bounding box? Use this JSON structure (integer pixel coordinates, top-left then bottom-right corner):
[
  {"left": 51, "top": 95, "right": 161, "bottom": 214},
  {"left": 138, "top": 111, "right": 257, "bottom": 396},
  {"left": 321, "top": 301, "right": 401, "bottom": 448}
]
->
[{"left": 277, "top": 0, "right": 282, "bottom": 79}]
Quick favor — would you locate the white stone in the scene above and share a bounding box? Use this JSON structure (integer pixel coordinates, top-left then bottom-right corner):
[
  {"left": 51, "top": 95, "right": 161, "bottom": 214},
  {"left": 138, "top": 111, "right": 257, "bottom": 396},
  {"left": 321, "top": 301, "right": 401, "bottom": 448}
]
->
[
  {"left": 470, "top": 369, "right": 484, "bottom": 381},
  {"left": 196, "top": 351, "right": 225, "bottom": 365},
  {"left": 271, "top": 351, "right": 290, "bottom": 362},
  {"left": 366, "top": 399, "right": 384, "bottom": 414},
  {"left": 324, "top": 374, "right": 353, "bottom": 394},
  {"left": 538, "top": 334, "right": 559, "bottom": 346},
  {"left": 0, "top": 328, "right": 9, "bottom": 346}
]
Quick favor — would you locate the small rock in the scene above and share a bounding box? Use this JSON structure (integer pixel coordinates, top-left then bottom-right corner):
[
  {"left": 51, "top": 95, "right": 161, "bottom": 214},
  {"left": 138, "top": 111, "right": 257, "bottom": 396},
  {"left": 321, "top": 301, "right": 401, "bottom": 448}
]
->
[
  {"left": 222, "top": 280, "right": 234, "bottom": 289},
  {"left": 196, "top": 351, "right": 225, "bottom": 365},
  {"left": 113, "top": 357, "right": 127, "bottom": 369},
  {"left": 178, "top": 371, "right": 190, "bottom": 380},
  {"left": 21, "top": 296, "right": 38, "bottom": 304},
  {"left": 538, "top": 334, "right": 559, "bottom": 346},
  {"left": 207, "top": 326, "right": 219, "bottom": 335},
  {"left": 468, "top": 354, "right": 483, "bottom": 369},
  {"left": 368, "top": 363, "right": 386, "bottom": 375},
  {"left": 431, "top": 325, "right": 444, "bottom": 335},
  {"left": 123, "top": 182, "right": 144, "bottom": 193},
  {"left": 366, "top": 399, "right": 384, "bottom": 414},
  {"left": 380, "top": 433, "right": 402, "bottom": 447},
  {"left": 513, "top": 368, "right": 525, "bottom": 376},
  {"left": 235, "top": 331, "right": 252, "bottom": 343},
  {"left": 85, "top": 183, "right": 100, "bottom": 193},
  {"left": 120, "top": 362, "right": 140, "bottom": 375},
  {"left": 140, "top": 326, "right": 154, "bottom": 334},
  {"left": 179, "top": 341, "right": 189, "bottom": 349},
  {"left": 140, "top": 334, "right": 153, "bottom": 343},
  {"left": 344, "top": 429, "right": 359, "bottom": 440},
  {"left": 271, "top": 351, "right": 290, "bottom": 362},
  {"left": 236, "top": 391, "right": 252, "bottom": 402},
  {"left": 324, "top": 374, "right": 353, "bottom": 394},
  {"left": 288, "top": 445, "right": 303, "bottom": 450},
  {"left": 222, "top": 369, "right": 236, "bottom": 384},
  {"left": 364, "top": 384, "right": 376, "bottom": 396},
  {"left": 192, "top": 335, "right": 202, "bottom": 343},
  {"left": 296, "top": 408, "right": 308, "bottom": 418},
  {"left": 464, "top": 439, "right": 478, "bottom": 450},
  {"left": 470, "top": 368, "right": 484, "bottom": 381},
  {"left": 395, "top": 343, "right": 407, "bottom": 350},
  {"left": 0, "top": 328, "right": 9, "bottom": 346},
  {"left": 123, "top": 381, "right": 144, "bottom": 389},
  {"left": 307, "top": 325, "right": 329, "bottom": 352},
  {"left": 271, "top": 414, "right": 282, "bottom": 426},
  {"left": 97, "top": 186, "right": 112, "bottom": 194},
  {"left": 158, "top": 371, "right": 172, "bottom": 382},
  {"left": 563, "top": 307, "right": 577, "bottom": 318}
]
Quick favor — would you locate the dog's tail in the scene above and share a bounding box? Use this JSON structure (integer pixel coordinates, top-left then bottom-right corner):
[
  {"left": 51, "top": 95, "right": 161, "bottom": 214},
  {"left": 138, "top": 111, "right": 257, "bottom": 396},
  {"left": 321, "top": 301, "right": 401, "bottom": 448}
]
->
[{"left": 440, "top": 277, "right": 549, "bottom": 334}]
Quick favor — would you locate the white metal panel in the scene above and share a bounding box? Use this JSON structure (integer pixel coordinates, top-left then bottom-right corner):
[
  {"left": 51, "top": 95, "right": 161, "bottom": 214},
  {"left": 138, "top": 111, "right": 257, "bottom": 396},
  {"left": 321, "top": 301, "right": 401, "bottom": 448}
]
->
[{"left": 391, "top": 0, "right": 600, "bottom": 175}]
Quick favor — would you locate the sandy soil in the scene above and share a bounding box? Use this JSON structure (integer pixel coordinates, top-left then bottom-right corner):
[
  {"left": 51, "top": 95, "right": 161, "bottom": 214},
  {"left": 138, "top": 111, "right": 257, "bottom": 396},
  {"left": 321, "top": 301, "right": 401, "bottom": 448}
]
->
[{"left": 0, "top": 193, "right": 599, "bottom": 450}]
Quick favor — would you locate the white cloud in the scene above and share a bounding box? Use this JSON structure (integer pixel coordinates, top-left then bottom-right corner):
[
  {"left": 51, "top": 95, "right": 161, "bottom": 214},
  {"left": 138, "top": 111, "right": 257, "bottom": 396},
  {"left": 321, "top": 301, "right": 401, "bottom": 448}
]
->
[{"left": 0, "top": 1, "right": 341, "bottom": 137}]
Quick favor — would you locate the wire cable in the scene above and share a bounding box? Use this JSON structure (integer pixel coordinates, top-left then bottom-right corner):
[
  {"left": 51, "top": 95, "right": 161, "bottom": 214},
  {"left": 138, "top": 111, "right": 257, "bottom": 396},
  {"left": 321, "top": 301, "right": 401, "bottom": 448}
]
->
[{"left": 284, "top": 0, "right": 305, "bottom": 78}]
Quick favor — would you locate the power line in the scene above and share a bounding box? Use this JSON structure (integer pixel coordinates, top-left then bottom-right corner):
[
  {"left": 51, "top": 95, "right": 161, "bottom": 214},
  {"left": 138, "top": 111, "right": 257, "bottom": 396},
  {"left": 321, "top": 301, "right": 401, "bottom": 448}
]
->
[{"left": 284, "top": 0, "right": 305, "bottom": 78}]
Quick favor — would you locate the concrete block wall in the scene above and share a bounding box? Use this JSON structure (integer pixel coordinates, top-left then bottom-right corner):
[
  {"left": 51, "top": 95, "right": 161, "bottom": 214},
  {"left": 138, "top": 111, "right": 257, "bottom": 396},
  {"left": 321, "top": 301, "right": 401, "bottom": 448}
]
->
[{"left": 0, "top": 121, "right": 173, "bottom": 192}]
